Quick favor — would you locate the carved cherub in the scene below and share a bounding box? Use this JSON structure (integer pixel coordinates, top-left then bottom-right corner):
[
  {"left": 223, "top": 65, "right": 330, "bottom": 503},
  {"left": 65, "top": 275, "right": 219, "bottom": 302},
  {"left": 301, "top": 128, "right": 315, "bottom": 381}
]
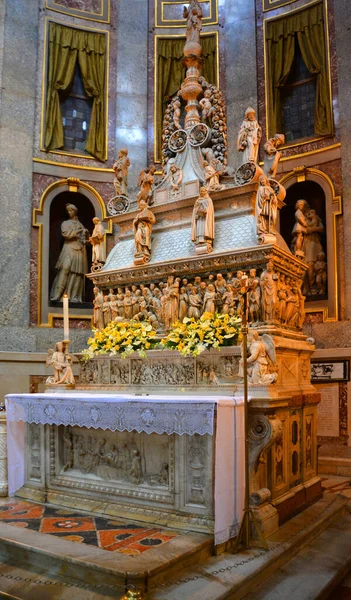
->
[
  {"left": 173, "top": 99, "right": 182, "bottom": 130},
  {"left": 239, "top": 331, "right": 277, "bottom": 384},
  {"left": 199, "top": 89, "right": 214, "bottom": 122}
]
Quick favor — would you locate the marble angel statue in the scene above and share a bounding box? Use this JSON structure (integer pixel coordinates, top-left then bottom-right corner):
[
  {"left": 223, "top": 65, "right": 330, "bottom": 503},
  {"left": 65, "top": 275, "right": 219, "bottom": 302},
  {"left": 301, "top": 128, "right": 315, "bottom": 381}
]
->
[
  {"left": 239, "top": 331, "right": 277, "bottom": 384},
  {"left": 46, "top": 342, "right": 75, "bottom": 386}
]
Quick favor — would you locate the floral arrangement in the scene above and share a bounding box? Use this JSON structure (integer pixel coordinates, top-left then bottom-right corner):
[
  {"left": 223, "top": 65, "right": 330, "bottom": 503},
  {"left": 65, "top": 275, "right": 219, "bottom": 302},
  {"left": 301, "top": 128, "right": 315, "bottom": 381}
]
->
[
  {"left": 161, "top": 312, "right": 241, "bottom": 357},
  {"left": 82, "top": 320, "right": 158, "bottom": 361}
]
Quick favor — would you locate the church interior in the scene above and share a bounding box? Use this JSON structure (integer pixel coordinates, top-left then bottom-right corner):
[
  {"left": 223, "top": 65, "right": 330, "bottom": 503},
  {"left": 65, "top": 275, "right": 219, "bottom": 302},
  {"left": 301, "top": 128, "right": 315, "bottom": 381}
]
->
[{"left": 0, "top": 0, "right": 351, "bottom": 598}]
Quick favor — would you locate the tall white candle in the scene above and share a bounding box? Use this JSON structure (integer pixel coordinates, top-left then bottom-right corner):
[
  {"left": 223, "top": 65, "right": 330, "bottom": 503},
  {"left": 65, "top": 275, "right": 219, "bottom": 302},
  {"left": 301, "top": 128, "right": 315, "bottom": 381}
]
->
[{"left": 63, "top": 294, "right": 69, "bottom": 341}]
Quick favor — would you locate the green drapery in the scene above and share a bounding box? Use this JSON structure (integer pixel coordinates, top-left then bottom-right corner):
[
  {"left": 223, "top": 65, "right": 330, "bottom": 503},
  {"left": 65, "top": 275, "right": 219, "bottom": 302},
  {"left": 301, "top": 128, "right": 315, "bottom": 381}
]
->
[
  {"left": 44, "top": 22, "right": 107, "bottom": 161},
  {"left": 156, "top": 35, "right": 217, "bottom": 161},
  {"left": 266, "top": 2, "right": 332, "bottom": 137}
]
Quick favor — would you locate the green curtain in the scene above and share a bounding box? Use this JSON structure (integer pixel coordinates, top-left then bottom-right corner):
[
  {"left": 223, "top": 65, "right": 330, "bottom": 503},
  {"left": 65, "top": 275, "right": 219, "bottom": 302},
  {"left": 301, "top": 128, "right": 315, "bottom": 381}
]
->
[
  {"left": 156, "top": 35, "right": 217, "bottom": 161},
  {"left": 266, "top": 2, "right": 332, "bottom": 137},
  {"left": 44, "top": 22, "right": 107, "bottom": 161}
]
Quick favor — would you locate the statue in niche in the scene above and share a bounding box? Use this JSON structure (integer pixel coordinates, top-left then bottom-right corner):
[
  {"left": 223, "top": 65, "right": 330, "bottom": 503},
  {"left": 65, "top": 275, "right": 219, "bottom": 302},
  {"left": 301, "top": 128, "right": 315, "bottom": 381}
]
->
[
  {"left": 50, "top": 203, "right": 88, "bottom": 303},
  {"left": 199, "top": 89, "right": 214, "bottom": 122},
  {"left": 191, "top": 187, "right": 215, "bottom": 253},
  {"left": 162, "top": 275, "right": 180, "bottom": 329},
  {"left": 314, "top": 251, "right": 327, "bottom": 295},
  {"left": 239, "top": 331, "right": 277, "bottom": 384},
  {"left": 260, "top": 262, "right": 278, "bottom": 322},
  {"left": 46, "top": 342, "right": 75, "bottom": 387},
  {"left": 89, "top": 217, "right": 106, "bottom": 268},
  {"left": 93, "top": 287, "right": 104, "bottom": 330},
  {"left": 263, "top": 134, "right": 285, "bottom": 179},
  {"left": 113, "top": 148, "right": 130, "bottom": 196},
  {"left": 169, "top": 164, "right": 183, "bottom": 196},
  {"left": 133, "top": 200, "right": 156, "bottom": 264},
  {"left": 63, "top": 428, "right": 73, "bottom": 471},
  {"left": 129, "top": 449, "right": 142, "bottom": 484},
  {"left": 203, "top": 284, "right": 216, "bottom": 314},
  {"left": 291, "top": 199, "right": 308, "bottom": 259},
  {"left": 256, "top": 175, "right": 278, "bottom": 239},
  {"left": 183, "top": 0, "right": 203, "bottom": 45},
  {"left": 137, "top": 166, "right": 156, "bottom": 206},
  {"left": 237, "top": 107, "right": 262, "bottom": 165},
  {"left": 304, "top": 208, "right": 325, "bottom": 295},
  {"left": 204, "top": 160, "right": 224, "bottom": 192}
]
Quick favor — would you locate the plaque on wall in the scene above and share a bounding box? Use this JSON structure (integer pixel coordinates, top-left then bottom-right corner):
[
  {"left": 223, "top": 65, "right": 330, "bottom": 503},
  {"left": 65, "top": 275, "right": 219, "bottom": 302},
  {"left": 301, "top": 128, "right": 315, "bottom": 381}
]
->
[
  {"left": 46, "top": 0, "right": 110, "bottom": 23},
  {"left": 315, "top": 383, "right": 339, "bottom": 437},
  {"left": 263, "top": 0, "right": 298, "bottom": 11},
  {"left": 311, "top": 360, "right": 350, "bottom": 383},
  {"left": 155, "top": 0, "right": 218, "bottom": 28}
]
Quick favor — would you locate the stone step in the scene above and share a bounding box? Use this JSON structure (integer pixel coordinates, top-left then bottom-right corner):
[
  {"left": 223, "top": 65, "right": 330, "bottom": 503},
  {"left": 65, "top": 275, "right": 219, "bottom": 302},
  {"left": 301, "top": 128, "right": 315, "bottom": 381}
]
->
[{"left": 148, "top": 493, "right": 349, "bottom": 599}]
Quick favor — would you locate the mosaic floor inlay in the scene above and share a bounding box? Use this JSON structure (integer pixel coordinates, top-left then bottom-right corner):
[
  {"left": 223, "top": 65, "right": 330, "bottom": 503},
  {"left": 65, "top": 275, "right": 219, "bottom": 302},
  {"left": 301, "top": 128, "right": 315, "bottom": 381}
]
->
[{"left": 0, "top": 500, "right": 179, "bottom": 555}]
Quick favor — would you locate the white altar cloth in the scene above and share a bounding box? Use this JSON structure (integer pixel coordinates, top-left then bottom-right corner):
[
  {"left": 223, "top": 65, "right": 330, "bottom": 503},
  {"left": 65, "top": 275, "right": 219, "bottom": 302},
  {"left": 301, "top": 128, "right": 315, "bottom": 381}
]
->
[{"left": 5, "top": 392, "right": 244, "bottom": 545}]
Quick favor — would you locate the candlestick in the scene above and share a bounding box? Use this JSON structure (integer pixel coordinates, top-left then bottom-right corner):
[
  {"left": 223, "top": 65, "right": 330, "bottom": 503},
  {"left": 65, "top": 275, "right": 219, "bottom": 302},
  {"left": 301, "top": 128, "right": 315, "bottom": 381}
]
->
[{"left": 63, "top": 294, "right": 69, "bottom": 341}]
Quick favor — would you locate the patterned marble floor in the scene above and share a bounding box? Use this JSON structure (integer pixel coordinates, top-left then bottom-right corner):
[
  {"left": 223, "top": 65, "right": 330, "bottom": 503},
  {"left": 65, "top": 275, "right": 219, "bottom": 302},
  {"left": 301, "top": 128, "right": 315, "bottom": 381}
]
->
[{"left": 0, "top": 500, "right": 179, "bottom": 555}]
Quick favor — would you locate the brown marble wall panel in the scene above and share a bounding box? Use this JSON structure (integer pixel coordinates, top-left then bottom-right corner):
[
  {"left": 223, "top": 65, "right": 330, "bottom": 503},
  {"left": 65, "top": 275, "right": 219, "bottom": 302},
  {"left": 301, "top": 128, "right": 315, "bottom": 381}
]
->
[{"left": 256, "top": 0, "right": 340, "bottom": 162}]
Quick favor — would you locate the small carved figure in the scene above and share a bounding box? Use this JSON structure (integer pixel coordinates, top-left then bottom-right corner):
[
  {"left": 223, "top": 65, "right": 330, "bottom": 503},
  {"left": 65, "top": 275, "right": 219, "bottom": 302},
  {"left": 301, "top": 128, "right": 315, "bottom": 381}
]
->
[
  {"left": 123, "top": 289, "right": 135, "bottom": 319},
  {"left": 63, "top": 428, "right": 73, "bottom": 471},
  {"left": 203, "top": 160, "right": 224, "bottom": 191},
  {"left": 113, "top": 148, "right": 130, "bottom": 196},
  {"left": 256, "top": 175, "right": 278, "bottom": 238},
  {"left": 191, "top": 187, "right": 215, "bottom": 253},
  {"left": 89, "top": 217, "right": 106, "bottom": 267},
  {"left": 169, "top": 164, "right": 183, "bottom": 195},
  {"left": 173, "top": 99, "right": 182, "bottom": 130},
  {"left": 291, "top": 199, "right": 308, "bottom": 258},
  {"left": 248, "top": 279, "right": 261, "bottom": 323},
  {"left": 239, "top": 331, "right": 277, "bottom": 384},
  {"left": 314, "top": 251, "right": 327, "bottom": 295},
  {"left": 285, "top": 287, "right": 300, "bottom": 328},
  {"left": 103, "top": 295, "right": 112, "bottom": 326},
  {"left": 188, "top": 286, "right": 202, "bottom": 319},
  {"left": 260, "top": 262, "right": 278, "bottom": 322},
  {"left": 222, "top": 285, "right": 235, "bottom": 315},
  {"left": 183, "top": 0, "right": 203, "bottom": 45},
  {"left": 93, "top": 287, "right": 104, "bottom": 330},
  {"left": 209, "top": 366, "right": 219, "bottom": 385},
  {"left": 50, "top": 204, "right": 88, "bottom": 303},
  {"left": 203, "top": 283, "right": 216, "bottom": 314},
  {"left": 137, "top": 166, "right": 156, "bottom": 206},
  {"left": 179, "top": 287, "right": 189, "bottom": 321},
  {"left": 129, "top": 449, "right": 142, "bottom": 484},
  {"left": 263, "top": 134, "right": 285, "bottom": 178},
  {"left": 133, "top": 200, "right": 156, "bottom": 264},
  {"left": 163, "top": 275, "right": 180, "bottom": 329},
  {"left": 237, "top": 107, "right": 262, "bottom": 165},
  {"left": 158, "top": 462, "right": 169, "bottom": 485},
  {"left": 199, "top": 89, "right": 214, "bottom": 122},
  {"left": 46, "top": 342, "right": 75, "bottom": 386}
]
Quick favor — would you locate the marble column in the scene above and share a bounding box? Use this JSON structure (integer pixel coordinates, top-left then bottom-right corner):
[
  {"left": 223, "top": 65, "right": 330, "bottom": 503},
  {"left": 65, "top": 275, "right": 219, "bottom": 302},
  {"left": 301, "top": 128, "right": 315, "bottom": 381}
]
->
[
  {"left": 224, "top": 0, "right": 258, "bottom": 172},
  {"left": 0, "top": 0, "right": 39, "bottom": 329},
  {"left": 115, "top": 0, "right": 148, "bottom": 193},
  {"left": 334, "top": 0, "right": 351, "bottom": 320}
]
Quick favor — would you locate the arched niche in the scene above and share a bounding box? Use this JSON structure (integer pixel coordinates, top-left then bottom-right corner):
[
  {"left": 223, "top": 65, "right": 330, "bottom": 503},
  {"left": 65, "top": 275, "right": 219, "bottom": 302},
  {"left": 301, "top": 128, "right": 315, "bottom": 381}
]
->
[
  {"left": 33, "top": 178, "right": 111, "bottom": 327},
  {"left": 279, "top": 168, "right": 341, "bottom": 322}
]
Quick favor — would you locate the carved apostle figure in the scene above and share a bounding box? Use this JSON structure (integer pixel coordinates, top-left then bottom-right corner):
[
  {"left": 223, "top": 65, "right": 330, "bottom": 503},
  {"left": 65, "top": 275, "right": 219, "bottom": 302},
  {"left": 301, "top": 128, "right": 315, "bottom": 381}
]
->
[
  {"left": 239, "top": 331, "right": 277, "bottom": 384},
  {"left": 256, "top": 175, "right": 278, "bottom": 238},
  {"left": 89, "top": 217, "right": 106, "bottom": 266},
  {"left": 137, "top": 166, "right": 156, "bottom": 206},
  {"left": 191, "top": 186, "right": 215, "bottom": 252},
  {"left": 113, "top": 148, "right": 130, "bottom": 196},
  {"left": 50, "top": 204, "right": 88, "bottom": 303},
  {"left": 263, "top": 134, "right": 285, "bottom": 179},
  {"left": 260, "top": 261, "right": 278, "bottom": 322},
  {"left": 133, "top": 200, "right": 156, "bottom": 264},
  {"left": 291, "top": 199, "right": 308, "bottom": 258},
  {"left": 93, "top": 287, "right": 104, "bottom": 330},
  {"left": 183, "top": 0, "right": 203, "bottom": 45},
  {"left": 163, "top": 275, "right": 180, "bottom": 329},
  {"left": 237, "top": 107, "right": 262, "bottom": 165}
]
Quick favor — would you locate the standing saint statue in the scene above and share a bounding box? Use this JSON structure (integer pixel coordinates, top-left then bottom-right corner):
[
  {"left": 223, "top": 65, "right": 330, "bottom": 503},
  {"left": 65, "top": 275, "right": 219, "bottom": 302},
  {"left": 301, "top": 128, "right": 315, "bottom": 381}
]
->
[
  {"left": 50, "top": 203, "right": 88, "bottom": 303},
  {"left": 256, "top": 175, "right": 278, "bottom": 239},
  {"left": 133, "top": 200, "right": 156, "bottom": 264},
  {"left": 191, "top": 186, "right": 215, "bottom": 253},
  {"left": 237, "top": 107, "right": 262, "bottom": 165},
  {"left": 113, "top": 148, "right": 130, "bottom": 196},
  {"left": 263, "top": 134, "right": 285, "bottom": 179},
  {"left": 89, "top": 217, "right": 106, "bottom": 268},
  {"left": 137, "top": 166, "right": 156, "bottom": 206},
  {"left": 183, "top": 0, "right": 203, "bottom": 45}
]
